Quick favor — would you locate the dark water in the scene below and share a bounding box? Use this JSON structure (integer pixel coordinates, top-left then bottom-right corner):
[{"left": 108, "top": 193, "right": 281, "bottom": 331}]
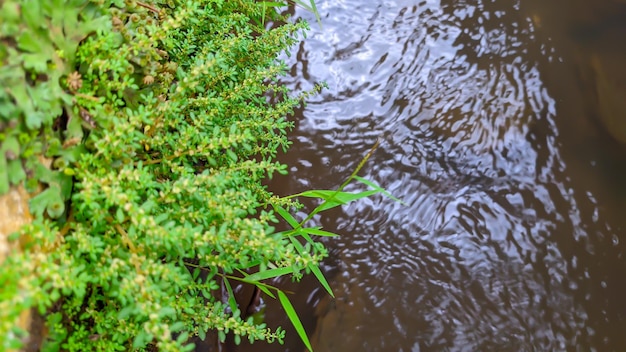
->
[{"left": 236, "top": 0, "right": 626, "bottom": 351}]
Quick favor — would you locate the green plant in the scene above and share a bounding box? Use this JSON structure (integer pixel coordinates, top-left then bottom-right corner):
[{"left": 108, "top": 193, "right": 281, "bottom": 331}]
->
[
  {"left": 0, "top": 0, "right": 397, "bottom": 351},
  {"left": 235, "top": 139, "right": 404, "bottom": 350},
  {"left": 259, "top": 1, "right": 321, "bottom": 26}
]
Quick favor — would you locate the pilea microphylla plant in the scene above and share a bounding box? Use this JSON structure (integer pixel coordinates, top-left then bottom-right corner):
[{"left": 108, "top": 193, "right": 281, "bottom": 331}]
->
[{"left": 0, "top": 0, "right": 400, "bottom": 350}]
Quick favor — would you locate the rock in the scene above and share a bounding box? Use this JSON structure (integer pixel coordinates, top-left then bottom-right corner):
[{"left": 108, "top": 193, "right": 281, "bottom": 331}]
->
[{"left": 0, "top": 186, "right": 34, "bottom": 352}]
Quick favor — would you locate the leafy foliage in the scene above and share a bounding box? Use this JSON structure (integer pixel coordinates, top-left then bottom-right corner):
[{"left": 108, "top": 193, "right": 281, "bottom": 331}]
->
[{"left": 0, "top": 0, "right": 395, "bottom": 351}]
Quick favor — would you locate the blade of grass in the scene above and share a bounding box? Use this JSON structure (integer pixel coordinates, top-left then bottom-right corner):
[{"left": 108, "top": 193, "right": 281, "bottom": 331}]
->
[
  {"left": 288, "top": 139, "right": 381, "bottom": 229},
  {"left": 222, "top": 277, "right": 239, "bottom": 315},
  {"left": 301, "top": 227, "right": 339, "bottom": 237},
  {"left": 278, "top": 290, "right": 313, "bottom": 351},
  {"left": 274, "top": 205, "right": 300, "bottom": 228},
  {"left": 291, "top": 0, "right": 321, "bottom": 27},
  {"left": 221, "top": 273, "right": 278, "bottom": 298},
  {"left": 289, "top": 235, "right": 306, "bottom": 254},
  {"left": 309, "top": 264, "right": 333, "bottom": 298},
  {"left": 288, "top": 232, "right": 333, "bottom": 297},
  {"left": 245, "top": 266, "right": 293, "bottom": 282},
  {"left": 299, "top": 233, "right": 333, "bottom": 297},
  {"left": 302, "top": 189, "right": 379, "bottom": 212},
  {"left": 353, "top": 175, "right": 407, "bottom": 205},
  {"left": 257, "top": 284, "right": 275, "bottom": 299},
  {"left": 259, "top": 1, "right": 288, "bottom": 25}
]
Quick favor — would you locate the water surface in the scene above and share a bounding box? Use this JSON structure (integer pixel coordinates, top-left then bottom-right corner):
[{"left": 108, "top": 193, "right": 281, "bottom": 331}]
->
[{"left": 239, "top": 0, "right": 626, "bottom": 351}]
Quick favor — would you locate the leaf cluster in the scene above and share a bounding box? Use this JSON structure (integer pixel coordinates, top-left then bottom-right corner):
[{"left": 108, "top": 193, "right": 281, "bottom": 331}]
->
[
  {"left": 1, "top": 0, "right": 398, "bottom": 351},
  {"left": 1, "top": 0, "right": 326, "bottom": 350}
]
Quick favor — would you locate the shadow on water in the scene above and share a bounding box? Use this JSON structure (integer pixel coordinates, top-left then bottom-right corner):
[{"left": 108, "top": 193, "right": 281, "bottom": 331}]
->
[{"left": 218, "top": 0, "right": 626, "bottom": 351}]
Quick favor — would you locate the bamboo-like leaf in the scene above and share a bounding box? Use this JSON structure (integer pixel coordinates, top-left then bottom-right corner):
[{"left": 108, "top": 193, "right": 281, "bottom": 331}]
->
[
  {"left": 290, "top": 0, "right": 312, "bottom": 10},
  {"left": 257, "top": 284, "right": 276, "bottom": 299},
  {"left": 274, "top": 205, "right": 300, "bottom": 228},
  {"left": 301, "top": 227, "right": 339, "bottom": 237},
  {"left": 309, "top": 264, "right": 333, "bottom": 298},
  {"left": 260, "top": 1, "right": 287, "bottom": 7},
  {"left": 291, "top": 0, "right": 321, "bottom": 27},
  {"left": 258, "top": 1, "right": 287, "bottom": 25},
  {"left": 223, "top": 278, "right": 238, "bottom": 315},
  {"left": 274, "top": 229, "right": 298, "bottom": 238},
  {"left": 353, "top": 175, "right": 407, "bottom": 205},
  {"left": 299, "top": 189, "right": 378, "bottom": 201},
  {"left": 309, "top": 189, "right": 379, "bottom": 212},
  {"left": 278, "top": 290, "right": 313, "bottom": 351},
  {"left": 289, "top": 236, "right": 306, "bottom": 254},
  {"left": 245, "top": 267, "right": 293, "bottom": 282},
  {"left": 296, "top": 232, "right": 332, "bottom": 296},
  {"left": 239, "top": 259, "right": 262, "bottom": 270}
]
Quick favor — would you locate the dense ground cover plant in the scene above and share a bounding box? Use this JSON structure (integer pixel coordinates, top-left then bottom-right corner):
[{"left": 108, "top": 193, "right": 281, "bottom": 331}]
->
[{"left": 0, "top": 0, "right": 395, "bottom": 350}]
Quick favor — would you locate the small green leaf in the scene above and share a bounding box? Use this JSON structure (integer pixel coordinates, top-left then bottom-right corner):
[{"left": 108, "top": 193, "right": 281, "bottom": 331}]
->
[
  {"left": 17, "top": 31, "right": 43, "bottom": 53},
  {"left": 226, "top": 149, "right": 238, "bottom": 162},
  {"left": 115, "top": 207, "right": 124, "bottom": 223},
  {"left": 7, "top": 159, "right": 25, "bottom": 185},
  {"left": 176, "top": 331, "right": 190, "bottom": 344},
  {"left": 29, "top": 186, "right": 63, "bottom": 218},
  {"left": 198, "top": 328, "right": 206, "bottom": 341},
  {"left": 0, "top": 154, "right": 8, "bottom": 195},
  {"left": 2, "top": 135, "right": 20, "bottom": 159},
  {"left": 46, "top": 200, "right": 65, "bottom": 219},
  {"left": 118, "top": 306, "right": 134, "bottom": 320},
  {"left": 132, "top": 331, "right": 153, "bottom": 349},
  {"left": 170, "top": 322, "right": 185, "bottom": 332},
  {"left": 20, "top": 0, "right": 43, "bottom": 29}
]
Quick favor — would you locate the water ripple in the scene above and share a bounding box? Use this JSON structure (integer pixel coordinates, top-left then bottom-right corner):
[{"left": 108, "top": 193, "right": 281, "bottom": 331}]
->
[{"left": 258, "top": 0, "right": 626, "bottom": 351}]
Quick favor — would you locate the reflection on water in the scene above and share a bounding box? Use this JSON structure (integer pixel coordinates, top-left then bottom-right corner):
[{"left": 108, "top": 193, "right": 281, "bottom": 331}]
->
[{"left": 239, "top": 0, "right": 626, "bottom": 351}]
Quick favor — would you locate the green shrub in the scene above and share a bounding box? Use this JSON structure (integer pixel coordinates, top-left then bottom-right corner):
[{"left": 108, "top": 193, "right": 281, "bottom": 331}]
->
[{"left": 1, "top": 0, "right": 396, "bottom": 350}]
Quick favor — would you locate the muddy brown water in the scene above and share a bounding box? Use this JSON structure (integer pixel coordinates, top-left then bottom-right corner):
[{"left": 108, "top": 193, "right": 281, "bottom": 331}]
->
[{"left": 220, "top": 0, "right": 626, "bottom": 351}]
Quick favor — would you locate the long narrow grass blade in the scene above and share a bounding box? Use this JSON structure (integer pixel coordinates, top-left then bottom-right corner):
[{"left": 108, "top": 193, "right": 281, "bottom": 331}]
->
[
  {"left": 298, "top": 189, "right": 379, "bottom": 201},
  {"left": 257, "top": 284, "right": 275, "bottom": 299},
  {"left": 223, "top": 277, "right": 239, "bottom": 315},
  {"left": 278, "top": 290, "right": 313, "bottom": 351},
  {"left": 307, "top": 0, "right": 321, "bottom": 27},
  {"left": 290, "top": 0, "right": 321, "bottom": 27},
  {"left": 261, "top": 2, "right": 266, "bottom": 25},
  {"left": 301, "top": 227, "right": 339, "bottom": 237},
  {"left": 274, "top": 229, "right": 297, "bottom": 238},
  {"left": 293, "top": 232, "right": 334, "bottom": 297},
  {"left": 304, "top": 140, "right": 380, "bottom": 222},
  {"left": 261, "top": 1, "right": 287, "bottom": 6},
  {"left": 259, "top": 2, "right": 288, "bottom": 25},
  {"left": 227, "top": 272, "right": 279, "bottom": 299},
  {"left": 353, "top": 175, "right": 407, "bottom": 205},
  {"left": 290, "top": 0, "right": 312, "bottom": 11},
  {"left": 238, "top": 260, "right": 262, "bottom": 270},
  {"left": 309, "top": 264, "right": 333, "bottom": 298},
  {"left": 311, "top": 190, "right": 379, "bottom": 212},
  {"left": 245, "top": 267, "right": 293, "bottom": 282},
  {"left": 274, "top": 205, "right": 300, "bottom": 228},
  {"left": 289, "top": 235, "right": 306, "bottom": 253}
]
